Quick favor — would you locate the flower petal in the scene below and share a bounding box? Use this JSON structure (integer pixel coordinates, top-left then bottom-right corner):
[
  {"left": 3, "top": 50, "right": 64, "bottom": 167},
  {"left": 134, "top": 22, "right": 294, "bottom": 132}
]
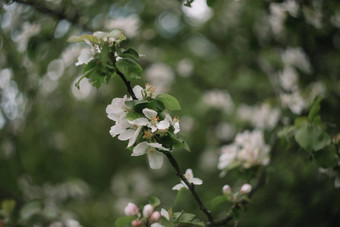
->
[
  {"left": 147, "top": 151, "right": 163, "bottom": 169},
  {"left": 132, "top": 141, "right": 148, "bottom": 156},
  {"left": 158, "top": 120, "right": 170, "bottom": 130},
  {"left": 172, "top": 183, "right": 185, "bottom": 191},
  {"left": 161, "top": 209, "right": 169, "bottom": 221},
  {"left": 143, "top": 108, "right": 158, "bottom": 120},
  {"left": 118, "top": 129, "right": 135, "bottom": 141},
  {"left": 149, "top": 143, "right": 169, "bottom": 151},
  {"left": 127, "top": 126, "right": 142, "bottom": 147},
  {"left": 190, "top": 178, "right": 203, "bottom": 185},
  {"left": 133, "top": 85, "right": 144, "bottom": 100},
  {"left": 129, "top": 118, "right": 149, "bottom": 126}
]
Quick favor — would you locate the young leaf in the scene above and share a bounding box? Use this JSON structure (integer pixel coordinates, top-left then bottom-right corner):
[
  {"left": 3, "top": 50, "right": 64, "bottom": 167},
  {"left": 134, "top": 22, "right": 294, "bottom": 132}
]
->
[
  {"left": 178, "top": 213, "right": 196, "bottom": 222},
  {"left": 2, "top": 200, "right": 16, "bottom": 216},
  {"left": 175, "top": 187, "right": 187, "bottom": 204},
  {"left": 211, "top": 195, "right": 229, "bottom": 208},
  {"left": 68, "top": 34, "right": 99, "bottom": 44},
  {"left": 314, "top": 145, "right": 339, "bottom": 168},
  {"left": 125, "top": 112, "right": 145, "bottom": 121},
  {"left": 308, "top": 96, "right": 323, "bottom": 121},
  {"left": 156, "top": 94, "right": 181, "bottom": 111},
  {"left": 170, "top": 133, "right": 190, "bottom": 152},
  {"left": 101, "top": 43, "right": 110, "bottom": 65},
  {"left": 294, "top": 124, "right": 331, "bottom": 152},
  {"left": 116, "top": 58, "right": 143, "bottom": 81},
  {"left": 115, "top": 216, "right": 134, "bottom": 227},
  {"left": 148, "top": 195, "right": 161, "bottom": 207},
  {"left": 122, "top": 48, "right": 139, "bottom": 59}
]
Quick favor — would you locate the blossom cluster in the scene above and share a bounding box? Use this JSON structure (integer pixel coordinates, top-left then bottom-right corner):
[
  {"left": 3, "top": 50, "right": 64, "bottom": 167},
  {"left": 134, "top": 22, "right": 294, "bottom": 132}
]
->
[
  {"left": 218, "top": 130, "right": 270, "bottom": 171},
  {"left": 106, "top": 84, "right": 180, "bottom": 169},
  {"left": 124, "top": 202, "right": 169, "bottom": 227}
]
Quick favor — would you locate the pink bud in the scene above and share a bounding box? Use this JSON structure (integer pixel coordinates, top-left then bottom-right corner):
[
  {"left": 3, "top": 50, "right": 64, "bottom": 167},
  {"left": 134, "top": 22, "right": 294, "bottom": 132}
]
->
[
  {"left": 150, "top": 211, "right": 161, "bottom": 222},
  {"left": 124, "top": 203, "right": 139, "bottom": 216},
  {"left": 131, "top": 220, "right": 142, "bottom": 226},
  {"left": 222, "top": 185, "right": 231, "bottom": 194},
  {"left": 240, "top": 184, "right": 252, "bottom": 194},
  {"left": 143, "top": 204, "right": 154, "bottom": 218}
]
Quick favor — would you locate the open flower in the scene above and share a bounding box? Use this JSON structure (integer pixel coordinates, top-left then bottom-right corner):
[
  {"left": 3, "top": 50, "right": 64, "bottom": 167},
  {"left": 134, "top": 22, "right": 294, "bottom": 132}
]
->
[
  {"left": 142, "top": 108, "right": 170, "bottom": 132},
  {"left": 110, "top": 118, "right": 148, "bottom": 147},
  {"left": 172, "top": 169, "right": 203, "bottom": 191},
  {"left": 165, "top": 114, "right": 180, "bottom": 134},
  {"left": 132, "top": 142, "right": 169, "bottom": 169},
  {"left": 75, "top": 48, "right": 95, "bottom": 66}
]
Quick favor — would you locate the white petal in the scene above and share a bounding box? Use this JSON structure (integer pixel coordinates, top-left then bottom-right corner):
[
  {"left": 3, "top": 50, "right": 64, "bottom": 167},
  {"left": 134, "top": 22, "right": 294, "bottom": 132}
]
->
[
  {"left": 174, "top": 122, "right": 180, "bottom": 134},
  {"left": 127, "top": 126, "right": 142, "bottom": 147},
  {"left": 148, "top": 124, "right": 158, "bottom": 133},
  {"left": 161, "top": 209, "right": 169, "bottom": 221},
  {"left": 149, "top": 143, "right": 169, "bottom": 151},
  {"left": 157, "top": 120, "right": 170, "bottom": 130},
  {"left": 190, "top": 178, "right": 203, "bottom": 185},
  {"left": 147, "top": 151, "right": 164, "bottom": 169},
  {"left": 185, "top": 169, "right": 193, "bottom": 179},
  {"left": 143, "top": 108, "right": 158, "bottom": 120},
  {"left": 109, "top": 125, "right": 122, "bottom": 137},
  {"left": 129, "top": 118, "right": 149, "bottom": 126},
  {"left": 132, "top": 141, "right": 148, "bottom": 156},
  {"left": 118, "top": 129, "right": 135, "bottom": 141},
  {"left": 172, "top": 183, "right": 185, "bottom": 191},
  {"left": 150, "top": 223, "right": 164, "bottom": 227},
  {"left": 133, "top": 85, "right": 144, "bottom": 100},
  {"left": 75, "top": 48, "right": 94, "bottom": 66}
]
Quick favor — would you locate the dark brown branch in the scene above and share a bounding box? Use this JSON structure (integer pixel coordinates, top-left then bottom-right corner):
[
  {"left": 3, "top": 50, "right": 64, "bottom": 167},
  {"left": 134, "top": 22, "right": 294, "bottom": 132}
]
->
[
  {"left": 12, "top": 0, "right": 93, "bottom": 32},
  {"left": 116, "top": 70, "right": 137, "bottom": 100},
  {"left": 164, "top": 151, "right": 215, "bottom": 224}
]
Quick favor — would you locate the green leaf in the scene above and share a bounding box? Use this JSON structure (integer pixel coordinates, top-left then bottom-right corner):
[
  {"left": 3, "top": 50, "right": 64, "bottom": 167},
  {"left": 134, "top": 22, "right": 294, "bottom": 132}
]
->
[
  {"left": 314, "top": 145, "right": 339, "bottom": 168},
  {"left": 115, "top": 216, "right": 134, "bottom": 227},
  {"left": 2, "top": 200, "right": 16, "bottom": 216},
  {"left": 116, "top": 59, "right": 143, "bottom": 81},
  {"left": 169, "top": 133, "right": 190, "bottom": 152},
  {"left": 179, "top": 213, "right": 196, "bottom": 222},
  {"left": 277, "top": 126, "right": 295, "bottom": 139},
  {"left": 125, "top": 100, "right": 148, "bottom": 109},
  {"left": 20, "top": 200, "right": 43, "bottom": 220},
  {"left": 125, "top": 112, "right": 145, "bottom": 121},
  {"left": 122, "top": 48, "right": 139, "bottom": 59},
  {"left": 175, "top": 187, "right": 187, "bottom": 204},
  {"left": 294, "top": 124, "right": 331, "bottom": 152},
  {"left": 101, "top": 43, "right": 110, "bottom": 65},
  {"left": 308, "top": 96, "right": 323, "bottom": 121},
  {"left": 156, "top": 94, "right": 181, "bottom": 111},
  {"left": 211, "top": 195, "right": 229, "bottom": 208},
  {"left": 68, "top": 34, "right": 99, "bottom": 44},
  {"left": 148, "top": 195, "right": 161, "bottom": 207}
]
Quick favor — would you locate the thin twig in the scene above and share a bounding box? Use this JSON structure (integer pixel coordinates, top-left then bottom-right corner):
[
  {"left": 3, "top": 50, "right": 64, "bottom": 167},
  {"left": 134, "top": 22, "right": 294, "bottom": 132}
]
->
[
  {"left": 12, "top": 0, "right": 93, "bottom": 31},
  {"left": 116, "top": 70, "right": 137, "bottom": 100}
]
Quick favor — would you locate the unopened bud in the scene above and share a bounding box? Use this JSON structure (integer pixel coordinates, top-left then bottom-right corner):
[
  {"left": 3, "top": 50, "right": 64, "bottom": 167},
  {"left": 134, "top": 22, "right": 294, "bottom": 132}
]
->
[
  {"left": 150, "top": 211, "right": 161, "bottom": 222},
  {"left": 131, "top": 220, "right": 142, "bottom": 226},
  {"left": 124, "top": 203, "right": 139, "bottom": 216},
  {"left": 143, "top": 204, "right": 154, "bottom": 218},
  {"left": 240, "top": 184, "right": 252, "bottom": 194},
  {"left": 222, "top": 185, "right": 232, "bottom": 194}
]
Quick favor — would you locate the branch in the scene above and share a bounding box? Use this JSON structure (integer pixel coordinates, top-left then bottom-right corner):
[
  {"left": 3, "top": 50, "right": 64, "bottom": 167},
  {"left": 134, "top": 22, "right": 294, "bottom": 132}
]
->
[
  {"left": 12, "top": 0, "right": 93, "bottom": 32},
  {"left": 164, "top": 151, "right": 215, "bottom": 224},
  {"left": 115, "top": 72, "right": 214, "bottom": 223}
]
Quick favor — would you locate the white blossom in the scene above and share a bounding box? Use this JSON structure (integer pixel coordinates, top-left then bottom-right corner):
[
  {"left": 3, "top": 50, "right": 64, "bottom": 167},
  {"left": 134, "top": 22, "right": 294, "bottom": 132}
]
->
[
  {"left": 172, "top": 169, "right": 203, "bottom": 191},
  {"left": 222, "top": 185, "right": 232, "bottom": 194},
  {"left": 202, "top": 89, "right": 234, "bottom": 113},
  {"left": 280, "top": 91, "right": 306, "bottom": 114},
  {"left": 132, "top": 142, "right": 169, "bottom": 169},
  {"left": 150, "top": 223, "right": 164, "bottom": 227},
  {"left": 218, "top": 130, "right": 270, "bottom": 170}
]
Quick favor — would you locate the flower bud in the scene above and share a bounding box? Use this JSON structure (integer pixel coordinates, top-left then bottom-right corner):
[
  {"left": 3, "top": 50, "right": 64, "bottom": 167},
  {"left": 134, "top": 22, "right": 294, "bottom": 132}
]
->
[
  {"left": 131, "top": 220, "right": 142, "bottom": 226},
  {"left": 143, "top": 204, "right": 154, "bottom": 218},
  {"left": 150, "top": 211, "right": 161, "bottom": 222},
  {"left": 240, "top": 184, "right": 252, "bottom": 194},
  {"left": 124, "top": 203, "right": 139, "bottom": 216},
  {"left": 222, "top": 185, "right": 231, "bottom": 194}
]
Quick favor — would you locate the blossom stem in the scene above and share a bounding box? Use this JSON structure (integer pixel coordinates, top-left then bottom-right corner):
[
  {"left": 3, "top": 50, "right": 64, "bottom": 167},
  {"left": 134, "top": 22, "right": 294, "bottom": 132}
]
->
[{"left": 116, "top": 70, "right": 138, "bottom": 100}]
